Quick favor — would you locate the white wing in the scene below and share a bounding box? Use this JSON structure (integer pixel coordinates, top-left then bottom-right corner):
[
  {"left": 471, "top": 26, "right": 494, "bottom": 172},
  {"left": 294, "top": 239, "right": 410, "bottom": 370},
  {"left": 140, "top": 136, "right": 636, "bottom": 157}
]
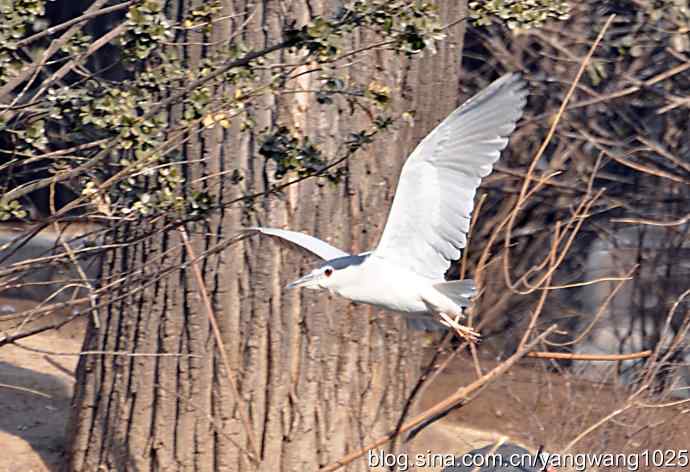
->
[
  {"left": 373, "top": 74, "right": 527, "bottom": 280},
  {"left": 242, "top": 227, "right": 349, "bottom": 261}
]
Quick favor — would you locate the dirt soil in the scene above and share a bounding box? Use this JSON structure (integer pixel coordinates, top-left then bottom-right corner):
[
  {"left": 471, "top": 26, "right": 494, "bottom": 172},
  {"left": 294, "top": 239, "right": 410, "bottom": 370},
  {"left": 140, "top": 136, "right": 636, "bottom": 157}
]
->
[
  {"left": 1, "top": 303, "right": 688, "bottom": 471},
  {"left": 0, "top": 299, "right": 86, "bottom": 472}
]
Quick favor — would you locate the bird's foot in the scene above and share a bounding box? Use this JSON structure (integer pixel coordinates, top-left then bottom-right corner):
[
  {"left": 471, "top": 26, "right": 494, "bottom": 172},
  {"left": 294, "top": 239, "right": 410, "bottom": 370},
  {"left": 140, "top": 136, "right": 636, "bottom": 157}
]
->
[{"left": 439, "top": 312, "right": 480, "bottom": 343}]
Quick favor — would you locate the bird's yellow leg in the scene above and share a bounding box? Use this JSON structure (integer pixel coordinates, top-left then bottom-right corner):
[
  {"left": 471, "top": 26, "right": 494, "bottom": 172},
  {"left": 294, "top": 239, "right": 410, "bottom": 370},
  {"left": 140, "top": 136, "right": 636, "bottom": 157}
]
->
[{"left": 439, "top": 312, "right": 480, "bottom": 343}]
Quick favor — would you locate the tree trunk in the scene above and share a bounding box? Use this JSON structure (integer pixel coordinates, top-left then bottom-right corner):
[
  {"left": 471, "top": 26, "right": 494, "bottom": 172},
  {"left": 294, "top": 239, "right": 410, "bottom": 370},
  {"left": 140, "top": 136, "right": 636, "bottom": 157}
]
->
[{"left": 65, "top": 1, "right": 466, "bottom": 470}]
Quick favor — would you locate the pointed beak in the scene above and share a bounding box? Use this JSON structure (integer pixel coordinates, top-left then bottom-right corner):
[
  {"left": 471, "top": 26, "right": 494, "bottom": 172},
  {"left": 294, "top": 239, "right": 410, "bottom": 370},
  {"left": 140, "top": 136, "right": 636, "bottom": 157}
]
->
[{"left": 286, "top": 272, "right": 317, "bottom": 289}]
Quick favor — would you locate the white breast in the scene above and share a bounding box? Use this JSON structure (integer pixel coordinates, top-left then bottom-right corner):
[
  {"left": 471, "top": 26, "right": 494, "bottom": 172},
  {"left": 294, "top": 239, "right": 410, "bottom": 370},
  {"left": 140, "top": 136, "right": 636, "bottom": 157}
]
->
[{"left": 331, "top": 255, "right": 433, "bottom": 314}]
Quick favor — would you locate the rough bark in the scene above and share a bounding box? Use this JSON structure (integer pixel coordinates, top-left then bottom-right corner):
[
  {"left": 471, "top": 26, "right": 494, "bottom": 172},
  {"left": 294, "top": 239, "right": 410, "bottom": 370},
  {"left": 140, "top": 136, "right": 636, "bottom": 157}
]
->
[{"left": 65, "top": 1, "right": 467, "bottom": 470}]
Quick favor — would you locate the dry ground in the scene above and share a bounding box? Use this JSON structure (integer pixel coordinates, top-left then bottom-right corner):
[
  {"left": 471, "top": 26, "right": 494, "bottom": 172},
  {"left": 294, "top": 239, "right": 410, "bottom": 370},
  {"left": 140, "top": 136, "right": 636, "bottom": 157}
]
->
[
  {"left": 1, "top": 302, "right": 688, "bottom": 471},
  {"left": 0, "top": 299, "right": 85, "bottom": 472}
]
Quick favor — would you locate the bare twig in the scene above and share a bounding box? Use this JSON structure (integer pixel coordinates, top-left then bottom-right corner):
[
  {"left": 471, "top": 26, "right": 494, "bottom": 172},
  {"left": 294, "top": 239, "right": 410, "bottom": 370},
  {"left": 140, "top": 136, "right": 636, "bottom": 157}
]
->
[
  {"left": 0, "top": 383, "right": 52, "bottom": 398},
  {"left": 562, "top": 403, "right": 634, "bottom": 453},
  {"left": 32, "top": 22, "right": 129, "bottom": 102},
  {"left": 11, "top": 341, "right": 202, "bottom": 358},
  {"left": 526, "top": 350, "right": 653, "bottom": 361},
  {"left": 502, "top": 14, "right": 616, "bottom": 291},
  {"left": 14, "top": 0, "right": 136, "bottom": 49},
  {"left": 0, "top": 0, "right": 111, "bottom": 106},
  {"left": 612, "top": 213, "right": 690, "bottom": 227}
]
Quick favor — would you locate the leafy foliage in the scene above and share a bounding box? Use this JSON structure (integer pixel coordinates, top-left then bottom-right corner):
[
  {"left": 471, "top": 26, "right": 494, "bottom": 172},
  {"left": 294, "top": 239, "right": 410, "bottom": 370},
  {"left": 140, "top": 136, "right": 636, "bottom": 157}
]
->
[
  {"left": 259, "top": 127, "right": 325, "bottom": 180},
  {"left": 0, "top": 198, "right": 27, "bottom": 220},
  {"left": 0, "top": 0, "right": 45, "bottom": 86},
  {"left": 1, "top": 1, "right": 574, "bottom": 221},
  {"left": 0, "top": 0, "right": 455, "bottom": 220},
  {"left": 470, "top": 0, "right": 570, "bottom": 29}
]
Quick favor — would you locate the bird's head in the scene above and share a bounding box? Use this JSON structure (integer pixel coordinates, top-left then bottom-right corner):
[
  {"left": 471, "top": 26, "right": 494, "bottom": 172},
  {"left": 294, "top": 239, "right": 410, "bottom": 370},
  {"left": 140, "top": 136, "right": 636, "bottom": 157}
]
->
[
  {"left": 286, "top": 254, "right": 369, "bottom": 291},
  {"left": 286, "top": 264, "right": 337, "bottom": 290}
]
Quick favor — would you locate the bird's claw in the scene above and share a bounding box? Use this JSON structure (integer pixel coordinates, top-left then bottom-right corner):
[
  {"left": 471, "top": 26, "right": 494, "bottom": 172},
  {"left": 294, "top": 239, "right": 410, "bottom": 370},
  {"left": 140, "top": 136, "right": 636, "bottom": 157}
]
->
[{"left": 439, "top": 312, "right": 481, "bottom": 343}]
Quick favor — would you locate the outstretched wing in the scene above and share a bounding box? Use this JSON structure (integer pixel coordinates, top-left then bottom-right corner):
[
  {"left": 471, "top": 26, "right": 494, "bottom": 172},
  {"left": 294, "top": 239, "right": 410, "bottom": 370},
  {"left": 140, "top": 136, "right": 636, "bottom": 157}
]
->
[
  {"left": 374, "top": 74, "right": 527, "bottom": 280},
  {"left": 242, "top": 227, "right": 349, "bottom": 261}
]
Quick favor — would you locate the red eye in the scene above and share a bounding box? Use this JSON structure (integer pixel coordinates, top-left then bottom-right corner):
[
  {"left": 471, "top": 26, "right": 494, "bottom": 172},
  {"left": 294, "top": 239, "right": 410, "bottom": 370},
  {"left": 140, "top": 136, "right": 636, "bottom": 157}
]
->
[{"left": 325, "top": 268, "right": 333, "bottom": 277}]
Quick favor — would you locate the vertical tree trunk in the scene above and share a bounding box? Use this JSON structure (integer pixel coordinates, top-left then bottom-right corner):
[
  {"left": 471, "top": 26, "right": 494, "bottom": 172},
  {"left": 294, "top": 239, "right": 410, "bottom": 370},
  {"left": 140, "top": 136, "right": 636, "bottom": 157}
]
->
[{"left": 65, "top": 1, "right": 466, "bottom": 470}]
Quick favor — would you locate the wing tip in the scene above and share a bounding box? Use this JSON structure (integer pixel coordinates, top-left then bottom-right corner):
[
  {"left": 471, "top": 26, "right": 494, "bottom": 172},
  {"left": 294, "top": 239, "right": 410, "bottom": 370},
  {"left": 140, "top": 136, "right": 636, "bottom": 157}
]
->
[
  {"left": 493, "top": 72, "right": 527, "bottom": 90},
  {"left": 239, "top": 226, "right": 284, "bottom": 239},
  {"left": 457, "top": 72, "right": 528, "bottom": 123},
  {"left": 239, "top": 226, "right": 262, "bottom": 235},
  {"left": 492, "top": 72, "right": 529, "bottom": 106}
]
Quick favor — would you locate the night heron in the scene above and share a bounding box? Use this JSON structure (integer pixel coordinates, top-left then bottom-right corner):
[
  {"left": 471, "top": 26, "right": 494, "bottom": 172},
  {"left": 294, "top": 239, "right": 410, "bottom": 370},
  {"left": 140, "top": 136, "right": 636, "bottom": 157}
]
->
[{"left": 244, "top": 74, "right": 527, "bottom": 341}]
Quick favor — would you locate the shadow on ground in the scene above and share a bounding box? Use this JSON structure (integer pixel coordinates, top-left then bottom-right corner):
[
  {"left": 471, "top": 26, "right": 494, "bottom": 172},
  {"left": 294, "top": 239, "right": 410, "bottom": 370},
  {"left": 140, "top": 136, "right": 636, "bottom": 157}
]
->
[
  {"left": 0, "top": 361, "right": 73, "bottom": 471},
  {"left": 0, "top": 313, "right": 80, "bottom": 472}
]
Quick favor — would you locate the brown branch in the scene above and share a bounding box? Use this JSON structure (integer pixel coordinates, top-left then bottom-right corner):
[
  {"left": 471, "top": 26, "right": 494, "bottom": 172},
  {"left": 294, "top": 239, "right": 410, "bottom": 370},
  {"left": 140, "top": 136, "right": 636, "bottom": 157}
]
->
[
  {"left": 611, "top": 213, "right": 690, "bottom": 227},
  {"left": 578, "top": 130, "right": 689, "bottom": 184},
  {"left": 0, "top": 383, "right": 52, "bottom": 398},
  {"left": 53, "top": 218, "right": 100, "bottom": 329},
  {"left": 636, "top": 136, "right": 690, "bottom": 174},
  {"left": 501, "top": 14, "right": 615, "bottom": 292},
  {"left": 0, "top": 232, "right": 249, "bottom": 336},
  {"left": 516, "top": 228, "right": 557, "bottom": 351},
  {"left": 177, "top": 227, "right": 260, "bottom": 464},
  {"left": 527, "top": 350, "right": 653, "bottom": 361}
]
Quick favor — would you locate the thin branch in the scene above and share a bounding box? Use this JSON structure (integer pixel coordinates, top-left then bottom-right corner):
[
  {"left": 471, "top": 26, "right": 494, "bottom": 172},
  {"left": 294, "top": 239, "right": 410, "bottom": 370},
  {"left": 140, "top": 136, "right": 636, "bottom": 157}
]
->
[
  {"left": 142, "top": 38, "right": 298, "bottom": 121},
  {"left": 11, "top": 341, "right": 202, "bottom": 358},
  {"left": 562, "top": 404, "right": 634, "bottom": 453},
  {"left": 0, "top": 383, "right": 52, "bottom": 398},
  {"left": 15, "top": 0, "right": 136, "bottom": 49},
  {"left": 0, "top": 313, "right": 79, "bottom": 347},
  {"left": 526, "top": 350, "right": 653, "bottom": 361},
  {"left": 612, "top": 213, "right": 690, "bottom": 227},
  {"left": 567, "top": 60, "right": 690, "bottom": 110},
  {"left": 32, "top": 22, "right": 129, "bottom": 103},
  {"left": 543, "top": 266, "right": 636, "bottom": 348},
  {"left": 177, "top": 226, "right": 260, "bottom": 464},
  {"left": 502, "top": 14, "right": 615, "bottom": 291},
  {"left": 0, "top": 0, "right": 111, "bottom": 104}
]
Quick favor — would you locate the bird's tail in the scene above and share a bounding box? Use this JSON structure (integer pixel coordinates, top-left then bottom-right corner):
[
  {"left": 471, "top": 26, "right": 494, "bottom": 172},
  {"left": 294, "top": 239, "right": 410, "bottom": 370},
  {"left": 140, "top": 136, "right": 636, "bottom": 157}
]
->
[{"left": 432, "top": 279, "right": 476, "bottom": 308}]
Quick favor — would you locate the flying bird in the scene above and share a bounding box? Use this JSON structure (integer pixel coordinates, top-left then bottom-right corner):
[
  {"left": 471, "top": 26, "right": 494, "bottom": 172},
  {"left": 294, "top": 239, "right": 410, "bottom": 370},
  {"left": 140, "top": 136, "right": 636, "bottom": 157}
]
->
[{"left": 244, "top": 74, "right": 527, "bottom": 341}]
